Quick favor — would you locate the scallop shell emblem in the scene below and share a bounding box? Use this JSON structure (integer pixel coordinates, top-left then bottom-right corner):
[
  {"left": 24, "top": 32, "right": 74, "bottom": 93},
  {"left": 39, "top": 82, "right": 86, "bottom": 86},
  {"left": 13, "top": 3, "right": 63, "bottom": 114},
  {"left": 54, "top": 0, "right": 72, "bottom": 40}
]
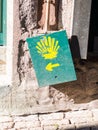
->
[{"left": 36, "top": 36, "right": 60, "bottom": 59}]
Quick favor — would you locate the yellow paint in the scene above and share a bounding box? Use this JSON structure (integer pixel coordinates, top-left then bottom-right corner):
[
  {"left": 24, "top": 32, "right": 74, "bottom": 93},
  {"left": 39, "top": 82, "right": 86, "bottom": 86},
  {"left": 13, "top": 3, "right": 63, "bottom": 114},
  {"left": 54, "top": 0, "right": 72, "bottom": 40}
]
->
[
  {"left": 36, "top": 36, "right": 60, "bottom": 59},
  {"left": 46, "top": 63, "right": 60, "bottom": 71}
]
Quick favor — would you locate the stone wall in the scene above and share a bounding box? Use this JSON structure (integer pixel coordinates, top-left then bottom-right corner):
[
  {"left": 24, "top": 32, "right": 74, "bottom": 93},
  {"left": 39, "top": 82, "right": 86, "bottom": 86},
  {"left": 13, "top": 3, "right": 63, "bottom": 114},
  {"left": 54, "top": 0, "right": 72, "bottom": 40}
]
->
[
  {"left": 0, "top": 0, "right": 98, "bottom": 119},
  {"left": 11, "top": 0, "right": 76, "bottom": 115},
  {"left": 0, "top": 109, "right": 98, "bottom": 130},
  {"left": 0, "top": 0, "right": 98, "bottom": 129}
]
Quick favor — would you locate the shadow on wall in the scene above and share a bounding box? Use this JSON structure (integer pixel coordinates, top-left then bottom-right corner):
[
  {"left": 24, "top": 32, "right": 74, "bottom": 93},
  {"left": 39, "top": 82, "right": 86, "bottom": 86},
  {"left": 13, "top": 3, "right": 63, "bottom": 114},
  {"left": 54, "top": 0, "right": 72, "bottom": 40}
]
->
[
  {"left": 60, "top": 124, "right": 98, "bottom": 130},
  {"left": 50, "top": 35, "right": 98, "bottom": 104},
  {"left": 69, "top": 35, "right": 81, "bottom": 59}
]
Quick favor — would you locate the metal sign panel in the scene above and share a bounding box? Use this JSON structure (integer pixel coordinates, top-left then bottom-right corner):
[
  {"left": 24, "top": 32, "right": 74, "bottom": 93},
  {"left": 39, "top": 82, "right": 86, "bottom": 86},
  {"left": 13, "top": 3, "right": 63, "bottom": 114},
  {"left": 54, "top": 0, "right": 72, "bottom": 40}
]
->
[{"left": 26, "top": 30, "right": 76, "bottom": 87}]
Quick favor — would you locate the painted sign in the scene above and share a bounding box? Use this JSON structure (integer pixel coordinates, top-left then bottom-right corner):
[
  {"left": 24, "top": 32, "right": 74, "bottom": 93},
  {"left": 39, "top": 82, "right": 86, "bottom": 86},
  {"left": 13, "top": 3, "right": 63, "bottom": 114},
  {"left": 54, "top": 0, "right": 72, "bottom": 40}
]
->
[{"left": 26, "top": 30, "right": 76, "bottom": 87}]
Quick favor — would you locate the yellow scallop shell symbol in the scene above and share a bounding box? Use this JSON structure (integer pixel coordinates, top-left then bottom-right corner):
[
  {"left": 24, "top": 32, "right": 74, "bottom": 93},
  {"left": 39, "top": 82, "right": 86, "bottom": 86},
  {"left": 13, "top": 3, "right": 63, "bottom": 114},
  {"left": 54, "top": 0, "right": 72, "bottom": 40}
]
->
[{"left": 36, "top": 36, "right": 60, "bottom": 59}]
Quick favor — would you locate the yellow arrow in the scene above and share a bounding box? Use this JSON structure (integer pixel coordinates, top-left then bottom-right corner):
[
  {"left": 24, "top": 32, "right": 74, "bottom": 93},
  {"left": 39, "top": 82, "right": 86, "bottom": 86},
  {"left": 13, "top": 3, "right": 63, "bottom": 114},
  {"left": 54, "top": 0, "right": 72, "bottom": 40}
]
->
[{"left": 46, "top": 63, "right": 60, "bottom": 71}]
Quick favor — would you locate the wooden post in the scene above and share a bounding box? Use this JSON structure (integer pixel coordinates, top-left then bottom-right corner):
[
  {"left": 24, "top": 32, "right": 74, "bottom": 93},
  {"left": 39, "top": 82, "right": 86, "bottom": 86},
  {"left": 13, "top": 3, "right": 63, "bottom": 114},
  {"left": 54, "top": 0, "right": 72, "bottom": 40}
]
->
[{"left": 44, "top": 0, "right": 50, "bottom": 33}]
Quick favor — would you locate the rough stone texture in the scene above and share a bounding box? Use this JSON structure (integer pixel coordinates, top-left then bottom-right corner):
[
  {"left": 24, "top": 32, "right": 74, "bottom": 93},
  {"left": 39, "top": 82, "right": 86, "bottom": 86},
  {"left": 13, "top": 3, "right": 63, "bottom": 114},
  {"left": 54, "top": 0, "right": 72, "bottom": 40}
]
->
[
  {"left": 72, "top": 0, "right": 91, "bottom": 59},
  {"left": 0, "top": 0, "right": 97, "bottom": 118},
  {"left": 19, "top": 0, "right": 38, "bottom": 31},
  {"left": 0, "top": 110, "right": 98, "bottom": 129}
]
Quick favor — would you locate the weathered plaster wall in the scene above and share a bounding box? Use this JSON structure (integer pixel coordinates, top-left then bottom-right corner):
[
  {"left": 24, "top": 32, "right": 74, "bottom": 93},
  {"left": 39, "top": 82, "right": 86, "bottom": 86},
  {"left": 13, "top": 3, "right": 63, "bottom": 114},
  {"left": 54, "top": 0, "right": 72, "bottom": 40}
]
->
[
  {"left": 72, "top": 0, "right": 91, "bottom": 59},
  {"left": 1, "top": 0, "right": 98, "bottom": 117},
  {"left": 58, "top": 0, "right": 74, "bottom": 37}
]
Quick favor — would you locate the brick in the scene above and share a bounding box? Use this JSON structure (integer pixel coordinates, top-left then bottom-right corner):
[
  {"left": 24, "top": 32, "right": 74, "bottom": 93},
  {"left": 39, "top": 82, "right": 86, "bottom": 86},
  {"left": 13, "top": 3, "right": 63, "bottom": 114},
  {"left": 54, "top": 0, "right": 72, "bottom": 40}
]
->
[{"left": 39, "top": 112, "right": 64, "bottom": 121}]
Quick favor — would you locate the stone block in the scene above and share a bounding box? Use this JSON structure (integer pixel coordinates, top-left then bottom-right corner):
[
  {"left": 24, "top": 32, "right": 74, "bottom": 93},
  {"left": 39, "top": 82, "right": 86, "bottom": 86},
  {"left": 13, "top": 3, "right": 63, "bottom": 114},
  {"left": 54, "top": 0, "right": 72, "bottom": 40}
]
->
[
  {"left": 7, "top": 129, "right": 16, "bottom": 130},
  {"left": 70, "top": 117, "right": 92, "bottom": 124},
  {"left": 0, "top": 122, "right": 14, "bottom": 129},
  {"left": 44, "top": 126, "right": 58, "bottom": 130},
  {"left": 14, "top": 115, "right": 39, "bottom": 122},
  {"left": 65, "top": 110, "right": 93, "bottom": 124},
  {"left": 0, "top": 116, "right": 13, "bottom": 123},
  {"left": 41, "top": 119, "right": 69, "bottom": 127},
  {"left": 66, "top": 110, "right": 92, "bottom": 119},
  {"left": 76, "top": 128, "right": 90, "bottom": 130},
  {"left": 29, "top": 127, "right": 43, "bottom": 130},
  {"left": 92, "top": 109, "right": 98, "bottom": 121},
  {"left": 26, "top": 115, "right": 39, "bottom": 121},
  {"left": 25, "top": 121, "right": 41, "bottom": 128},
  {"left": 59, "top": 124, "right": 76, "bottom": 130},
  {"left": 17, "top": 129, "right": 27, "bottom": 130},
  {"left": 14, "top": 121, "right": 26, "bottom": 129},
  {"left": 39, "top": 112, "right": 64, "bottom": 121},
  {"left": 76, "top": 123, "right": 90, "bottom": 130},
  {"left": 14, "top": 121, "right": 40, "bottom": 129}
]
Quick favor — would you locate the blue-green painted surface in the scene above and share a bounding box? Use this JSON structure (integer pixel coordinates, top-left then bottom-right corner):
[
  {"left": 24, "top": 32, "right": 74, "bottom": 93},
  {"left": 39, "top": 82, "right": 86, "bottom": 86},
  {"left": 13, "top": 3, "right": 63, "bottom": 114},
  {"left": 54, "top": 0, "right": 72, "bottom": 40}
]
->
[
  {"left": 0, "top": 0, "right": 1, "bottom": 32},
  {"left": 26, "top": 30, "right": 76, "bottom": 87},
  {"left": 0, "top": 0, "right": 7, "bottom": 45}
]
